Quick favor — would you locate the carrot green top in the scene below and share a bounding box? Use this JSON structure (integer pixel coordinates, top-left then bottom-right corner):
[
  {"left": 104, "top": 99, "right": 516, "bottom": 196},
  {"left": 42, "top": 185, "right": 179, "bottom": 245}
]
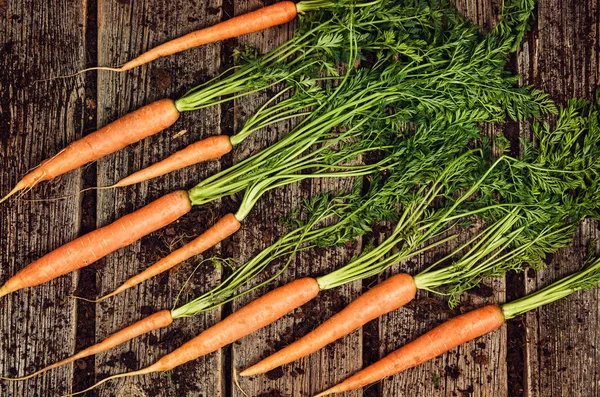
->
[
  {"left": 171, "top": 0, "right": 566, "bottom": 318},
  {"left": 317, "top": 99, "right": 600, "bottom": 294},
  {"left": 502, "top": 254, "right": 600, "bottom": 319}
]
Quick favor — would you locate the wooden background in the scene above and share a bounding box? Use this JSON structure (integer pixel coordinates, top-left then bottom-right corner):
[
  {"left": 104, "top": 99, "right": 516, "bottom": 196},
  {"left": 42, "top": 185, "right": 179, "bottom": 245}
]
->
[{"left": 0, "top": 0, "right": 598, "bottom": 396}]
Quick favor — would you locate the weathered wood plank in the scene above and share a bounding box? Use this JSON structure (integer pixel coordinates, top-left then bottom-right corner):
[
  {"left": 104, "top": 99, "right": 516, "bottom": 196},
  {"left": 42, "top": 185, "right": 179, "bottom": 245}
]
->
[
  {"left": 228, "top": 2, "right": 364, "bottom": 396},
  {"left": 0, "top": 1, "right": 87, "bottom": 396},
  {"left": 521, "top": 2, "right": 600, "bottom": 395},
  {"left": 92, "top": 0, "right": 224, "bottom": 396},
  {"left": 2, "top": 0, "right": 600, "bottom": 396}
]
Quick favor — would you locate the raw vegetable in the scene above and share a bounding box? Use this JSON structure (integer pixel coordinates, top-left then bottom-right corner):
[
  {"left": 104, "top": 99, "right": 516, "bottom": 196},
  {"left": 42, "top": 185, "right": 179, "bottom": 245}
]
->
[
  {"left": 2, "top": 24, "right": 549, "bottom": 298},
  {"left": 240, "top": 99, "right": 600, "bottom": 376},
  {"left": 113, "top": 135, "right": 233, "bottom": 187},
  {"left": 98, "top": 28, "right": 558, "bottom": 298},
  {"left": 0, "top": 0, "right": 552, "bottom": 297},
  {"left": 91, "top": 103, "right": 407, "bottom": 301},
  {"left": 113, "top": 83, "right": 323, "bottom": 187},
  {"left": 53, "top": 79, "right": 561, "bottom": 397},
  {"left": 108, "top": 1, "right": 301, "bottom": 72},
  {"left": 2, "top": 104, "right": 481, "bottom": 380},
  {"left": 0, "top": 95, "right": 399, "bottom": 298},
  {"left": 314, "top": 253, "right": 600, "bottom": 395},
  {"left": 0, "top": 99, "right": 180, "bottom": 203},
  {"left": 0, "top": 191, "right": 192, "bottom": 297},
  {"left": 54, "top": 128, "right": 498, "bottom": 396},
  {"left": 74, "top": 0, "right": 538, "bottom": 74},
  {"left": 2, "top": 166, "right": 403, "bottom": 380},
  {"left": 1, "top": 0, "right": 438, "bottom": 201},
  {"left": 74, "top": 0, "right": 338, "bottom": 73}
]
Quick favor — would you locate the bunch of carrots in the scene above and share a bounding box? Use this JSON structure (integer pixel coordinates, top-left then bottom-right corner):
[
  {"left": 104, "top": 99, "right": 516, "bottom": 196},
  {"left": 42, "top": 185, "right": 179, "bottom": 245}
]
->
[{"left": 1, "top": 0, "right": 598, "bottom": 395}]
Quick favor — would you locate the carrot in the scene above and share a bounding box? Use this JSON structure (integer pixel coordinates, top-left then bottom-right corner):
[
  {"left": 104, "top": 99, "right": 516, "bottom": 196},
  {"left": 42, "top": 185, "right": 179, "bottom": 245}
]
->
[
  {"left": 0, "top": 191, "right": 191, "bottom": 298},
  {"left": 240, "top": 273, "right": 417, "bottom": 376},
  {"left": 316, "top": 253, "right": 600, "bottom": 395},
  {"left": 96, "top": 213, "right": 241, "bottom": 301},
  {"left": 6, "top": 181, "right": 395, "bottom": 381},
  {"left": 314, "top": 305, "right": 505, "bottom": 396},
  {"left": 64, "top": 278, "right": 321, "bottom": 396},
  {"left": 0, "top": 99, "right": 180, "bottom": 203},
  {"left": 120, "top": 2, "right": 297, "bottom": 71},
  {"left": 113, "top": 135, "right": 233, "bottom": 187},
  {"left": 71, "top": 2, "right": 298, "bottom": 76},
  {"left": 0, "top": 310, "right": 173, "bottom": 381}
]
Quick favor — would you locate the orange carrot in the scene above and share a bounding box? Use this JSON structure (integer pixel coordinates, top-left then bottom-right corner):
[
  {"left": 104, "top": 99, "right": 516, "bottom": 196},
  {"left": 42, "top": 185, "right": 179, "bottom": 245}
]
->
[
  {"left": 113, "top": 135, "right": 233, "bottom": 187},
  {"left": 116, "top": 2, "right": 298, "bottom": 72},
  {"left": 240, "top": 273, "right": 417, "bottom": 376},
  {"left": 314, "top": 305, "right": 506, "bottom": 396},
  {"left": 1, "top": 310, "right": 173, "bottom": 381},
  {"left": 66, "top": 278, "right": 321, "bottom": 396},
  {"left": 96, "top": 213, "right": 241, "bottom": 301},
  {"left": 0, "top": 99, "right": 180, "bottom": 203},
  {"left": 0, "top": 191, "right": 191, "bottom": 297}
]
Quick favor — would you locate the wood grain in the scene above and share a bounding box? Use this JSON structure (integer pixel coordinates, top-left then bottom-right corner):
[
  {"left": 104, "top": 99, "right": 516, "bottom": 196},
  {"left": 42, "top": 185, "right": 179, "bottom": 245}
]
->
[
  {"left": 0, "top": 1, "right": 86, "bottom": 396},
  {"left": 0, "top": 0, "right": 599, "bottom": 396},
  {"left": 520, "top": 1, "right": 600, "bottom": 396}
]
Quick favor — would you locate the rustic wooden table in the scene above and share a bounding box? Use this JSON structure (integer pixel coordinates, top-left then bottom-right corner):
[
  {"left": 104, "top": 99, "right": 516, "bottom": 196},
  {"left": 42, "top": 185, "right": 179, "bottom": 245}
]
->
[{"left": 0, "top": 0, "right": 599, "bottom": 396}]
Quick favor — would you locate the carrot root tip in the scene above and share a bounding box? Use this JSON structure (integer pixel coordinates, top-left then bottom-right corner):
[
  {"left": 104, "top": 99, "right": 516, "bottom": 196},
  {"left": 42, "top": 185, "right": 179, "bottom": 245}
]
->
[
  {"left": 35, "top": 66, "right": 124, "bottom": 83},
  {"left": 0, "top": 285, "right": 11, "bottom": 298},
  {"left": 70, "top": 294, "right": 100, "bottom": 303},
  {"left": 71, "top": 283, "right": 125, "bottom": 303},
  {"left": 0, "top": 181, "right": 26, "bottom": 204},
  {"left": 94, "top": 286, "right": 126, "bottom": 303},
  {"left": 0, "top": 370, "right": 43, "bottom": 381}
]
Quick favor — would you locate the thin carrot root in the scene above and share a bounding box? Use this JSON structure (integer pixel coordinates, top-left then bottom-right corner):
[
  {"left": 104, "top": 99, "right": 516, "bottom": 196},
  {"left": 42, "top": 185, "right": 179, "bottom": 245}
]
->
[
  {"left": 69, "top": 295, "right": 101, "bottom": 303},
  {"left": 94, "top": 213, "right": 241, "bottom": 301},
  {"left": 91, "top": 284, "right": 130, "bottom": 303},
  {"left": 314, "top": 305, "right": 506, "bottom": 396},
  {"left": 0, "top": 181, "right": 26, "bottom": 204},
  {"left": 2, "top": 99, "right": 180, "bottom": 203},
  {"left": 233, "top": 368, "right": 251, "bottom": 397},
  {"left": 239, "top": 273, "right": 417, "bottom": 376},
  {"left": 35, "top": 66, "right": 124, "bottom": 83},
  {"left": 61, "top": 367, "right": 156, "bottom": 397},
  {"left": 118, "top": 2, "right": 298, "bottom": 71},
  {"left": 0, "top": 191, "right": 191, "bottom": 297},
  {"left": 113, "top": 135, "right": 233, "bottom": 187}
]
